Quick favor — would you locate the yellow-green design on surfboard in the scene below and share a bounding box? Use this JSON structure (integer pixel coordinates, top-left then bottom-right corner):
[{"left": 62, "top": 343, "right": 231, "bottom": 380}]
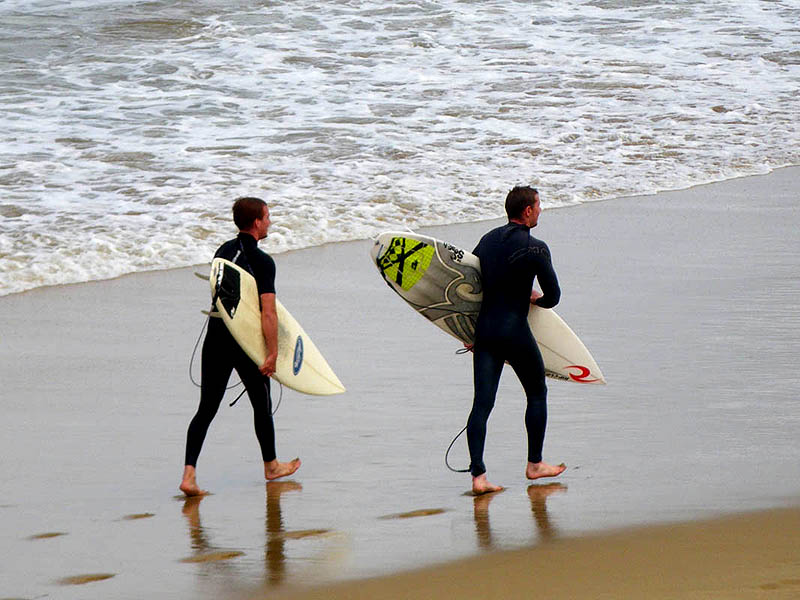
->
[{"left": 376, "top": 237, "right": 435, "bottom": 291}]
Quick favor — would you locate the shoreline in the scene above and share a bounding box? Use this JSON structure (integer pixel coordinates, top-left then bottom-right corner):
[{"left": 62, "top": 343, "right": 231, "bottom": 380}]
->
[{"left": 3, "top": 164, "right": 798, "bottom": 301}]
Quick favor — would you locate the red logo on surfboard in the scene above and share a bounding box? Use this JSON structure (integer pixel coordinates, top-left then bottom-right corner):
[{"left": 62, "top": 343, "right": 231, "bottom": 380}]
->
[{"left": 565, "top": 365, "right": 600, "bottom": 383}]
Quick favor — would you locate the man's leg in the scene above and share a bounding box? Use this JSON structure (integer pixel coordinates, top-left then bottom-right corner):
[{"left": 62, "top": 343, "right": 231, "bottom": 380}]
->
[
  {"left": 467, "top": 347, "right": 505, "bottom": 494},
  {"left": 235, "top": 356, "right": 301, "bottom": 481},
  {"left": 181, "top": 323, "right": 233, "bottom": 496},
  {"left": 509, "top": 336, "right": 565, "bottom": 480}
]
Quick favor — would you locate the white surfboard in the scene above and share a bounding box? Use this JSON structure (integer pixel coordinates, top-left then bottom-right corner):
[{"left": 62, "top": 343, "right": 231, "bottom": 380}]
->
[
  {"left": 370, "top": 231, "right": 605, "bottom": 384},
  {"left": 209, "top": 258, "right": 345, "bottom": 395}
]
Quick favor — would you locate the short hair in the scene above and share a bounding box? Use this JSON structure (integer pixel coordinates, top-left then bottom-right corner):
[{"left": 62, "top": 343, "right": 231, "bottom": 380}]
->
[
  {"left": 505, "top": 186, "right": 539, "bottom": 220},
  {"left": 232, "top": 197, "right": 267, "bottom": 230}
]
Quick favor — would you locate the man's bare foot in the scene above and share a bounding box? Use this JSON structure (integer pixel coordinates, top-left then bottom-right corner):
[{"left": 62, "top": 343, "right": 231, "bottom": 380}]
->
[
  {"left": 264, "top": 457, "right": 301, "bottom": 481},
  {"left": 471, "top": 473, "right": 504, "bottom": 496},
  {"left": 526, "top": 461, "right": 566, "bottom": 480},
  {"left": 179, "top": 465, "right": 208, "bottom": 497}
]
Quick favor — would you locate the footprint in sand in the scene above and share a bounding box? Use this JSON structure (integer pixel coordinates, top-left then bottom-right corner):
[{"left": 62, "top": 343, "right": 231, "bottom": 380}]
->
[
  {"left": 27, "top": 532, "right": 68, "bottom": 540},
  {"left": 277, "top": 528, "right": 334, "bottom": 540},
  {"left": 120, "top": 513, "right": 155, "bottom": 521},
  {"left": 57, "top": 573, "right": 115, "bottom": 585},
  {"left": 378, "top": 508, "right": 448, "bottom": 520},
  {"left": 180, "top": 550, "right": 244, "bottom": 563}
]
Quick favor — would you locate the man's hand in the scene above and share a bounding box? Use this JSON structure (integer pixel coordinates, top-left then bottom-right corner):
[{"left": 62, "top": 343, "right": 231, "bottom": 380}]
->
[
  {"left": 530, "top": 290, "right": 543, "bottom": 304},
  {"left": 260, "top": 353, "right": 277, "bottom": 377}
]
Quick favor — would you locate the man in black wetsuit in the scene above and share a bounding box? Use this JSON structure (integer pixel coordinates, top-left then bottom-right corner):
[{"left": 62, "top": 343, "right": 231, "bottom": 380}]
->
[
  {"left": 468, "top": 185, "right": 565, "bottom": 495},
  {"left": 179, "top": 197, "right": 300, "bottom": 497}
]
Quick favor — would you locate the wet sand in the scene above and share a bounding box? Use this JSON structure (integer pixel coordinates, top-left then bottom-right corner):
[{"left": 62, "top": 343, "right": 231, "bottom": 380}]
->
[
  {"left": 1, "top": 167, "right": 799, "bottom": 599},
  {"left": 266, "top": 506, "right": 800, "bottom": 600}
]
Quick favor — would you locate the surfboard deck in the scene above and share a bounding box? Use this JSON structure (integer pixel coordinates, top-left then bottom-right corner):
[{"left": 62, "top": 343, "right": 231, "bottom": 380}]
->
[
  {"left": 370, "top": 231, "right": 605, "bottom": 384},
  {"left": 209, "top": 258, "right": 345, "bottom": 395}
]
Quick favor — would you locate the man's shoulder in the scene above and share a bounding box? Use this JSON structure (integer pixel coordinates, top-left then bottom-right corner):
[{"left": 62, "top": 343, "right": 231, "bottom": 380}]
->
[
  {"left": 214, "top": 237, "right": 239, "bottom": 258},
  {"left": 478, "top": 223, "right": 508, "bottom": 243},
  {"left": 491, "top": 222, "right": 513, "bottom": 235},
  {"left": 248, "top": 246, "right": 276, "bottom": 287},
  {"left": 248, "top": 246, "right": 276, "bottom": 293},
  {"left": 474, "top": 227, "right": 496, "bottom": 254},
  {"left": 250, "top": 246, "right": 275, "bottom": 267},
  {"left": 527, "top": 235, "right": 551, "bottom": 258},
  {"left": 528, "top": 234, "right": 548, "bottom": 247}
]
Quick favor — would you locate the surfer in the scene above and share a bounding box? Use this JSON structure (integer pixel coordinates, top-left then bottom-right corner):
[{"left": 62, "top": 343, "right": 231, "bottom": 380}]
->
[
  {"left": 180, "top": 197, "right": 301, "bottom": 497},
  {"left": 467, "top": 185, "right": 565, "bottom": 495}
]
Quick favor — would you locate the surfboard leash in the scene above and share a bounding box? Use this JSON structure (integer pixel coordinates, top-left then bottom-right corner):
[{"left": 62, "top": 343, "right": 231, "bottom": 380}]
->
[
  {"left": 444, "top": 424, "right": 470, "bottom": 473},
  {"left": 227, "top": 380, "right": 283, "bottom": 416},
  {"left": 188, "top": 313, "right": 211, "bottom": 388},
  {"left": 188, "top": 314, "right": 283, "bottom": 416},
  {"left": 189, "top": 313, "right": 241, "bottom": 391}
]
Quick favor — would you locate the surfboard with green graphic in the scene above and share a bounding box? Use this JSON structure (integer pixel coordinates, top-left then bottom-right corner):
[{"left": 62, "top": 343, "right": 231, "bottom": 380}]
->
[{"left": 370, "top": 231, "right": 605, "bottom": 384}]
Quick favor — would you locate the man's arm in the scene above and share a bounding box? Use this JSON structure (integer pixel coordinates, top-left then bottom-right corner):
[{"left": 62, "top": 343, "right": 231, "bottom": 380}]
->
[
  {"left": 260, "top": 292, "right": 278, "bottom": 377},
  {"left": 531, "top": 243, "right": 561, "bottom": 309}
]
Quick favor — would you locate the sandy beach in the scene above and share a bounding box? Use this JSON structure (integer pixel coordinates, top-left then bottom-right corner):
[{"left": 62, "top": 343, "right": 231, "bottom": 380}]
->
[{"left": 1, "top": 167, "right": 799, "bottom": 599}]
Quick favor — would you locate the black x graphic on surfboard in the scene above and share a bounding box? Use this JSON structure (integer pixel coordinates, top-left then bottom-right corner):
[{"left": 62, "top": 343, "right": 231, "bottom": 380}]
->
[{"left": 379, "top": 238, "right": 428, "bottom": 288}]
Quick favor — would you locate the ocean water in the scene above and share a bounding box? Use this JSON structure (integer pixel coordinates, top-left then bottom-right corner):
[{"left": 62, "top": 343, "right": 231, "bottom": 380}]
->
[{"left": 1, "top": 0, "right": 799, "bottom": 295}]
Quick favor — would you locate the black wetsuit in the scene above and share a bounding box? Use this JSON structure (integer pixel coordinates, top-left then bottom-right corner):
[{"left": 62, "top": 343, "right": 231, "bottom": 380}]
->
[
  {"left": 184, "top": 233, "right": 278, "bottom": 467},
  {"left": 467, "top": 222, "right": 561, "bottom": 477}
]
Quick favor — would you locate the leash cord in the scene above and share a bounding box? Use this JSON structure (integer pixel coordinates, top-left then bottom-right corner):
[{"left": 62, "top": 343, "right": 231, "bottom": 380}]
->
[
  {"left": 189, "top": 314, "right": 282, "bottom": 416},
  {"left": 189, "top": 314, "right": 242, "bottom": 391},
  {"left": 227, "top": 380, "right": 282, "bottom": 416},
  {"left": 444, "top": 424, "right": 470, "bottom": 473}
]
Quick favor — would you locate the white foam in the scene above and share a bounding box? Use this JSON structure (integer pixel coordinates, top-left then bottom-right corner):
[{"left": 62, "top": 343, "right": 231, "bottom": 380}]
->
[{"left": 1, "top": 0, "right": 798, "bottom": 295}]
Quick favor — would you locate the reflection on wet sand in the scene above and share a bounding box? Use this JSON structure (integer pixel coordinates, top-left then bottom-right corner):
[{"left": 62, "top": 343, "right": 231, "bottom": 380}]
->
[
  {"left": 181, "top": 495, "right": 212, "bottom": 554},
  {"left": 472, "top": 490, "right": 502, "bottom": 550},
  {"left": 527, "top": 483, "right": 567, "bottom": 542},
  {"left": 264, "top": 481, "right": 342, "bottom": 587},
  {"left": 473, "top": 484, "right": 567, "bottom": 551},
  {"left": 265, "top": 481, "right": 302, "bottom": 586},
  {"left": 181, "top": 482, "right": 336, "bottom": 587},
  {"left": 181, "top": 495, "right": 243, "bottom": 564}
]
